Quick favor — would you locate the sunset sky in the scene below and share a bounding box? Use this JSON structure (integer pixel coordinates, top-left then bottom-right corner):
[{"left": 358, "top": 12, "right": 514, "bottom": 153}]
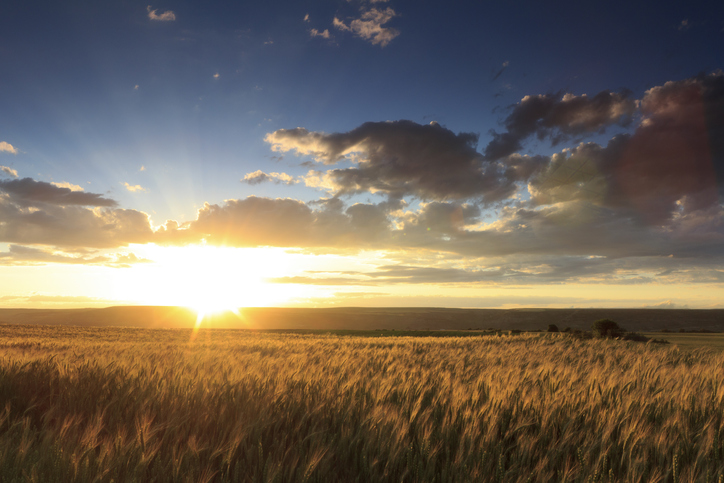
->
[{"left": 1, "top": 0, "right": 723, "bottom": 310}]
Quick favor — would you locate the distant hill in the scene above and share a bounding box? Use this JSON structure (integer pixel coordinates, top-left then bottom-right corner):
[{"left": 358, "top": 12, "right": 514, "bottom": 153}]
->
[{"left": 0, "top": 306, "right": 722, "bottom": 332}]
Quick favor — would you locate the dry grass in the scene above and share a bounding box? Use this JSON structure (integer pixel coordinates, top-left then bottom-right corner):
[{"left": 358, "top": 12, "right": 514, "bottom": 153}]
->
[{"left": 1, "top": 325, "right": 724, "bottom": 482}]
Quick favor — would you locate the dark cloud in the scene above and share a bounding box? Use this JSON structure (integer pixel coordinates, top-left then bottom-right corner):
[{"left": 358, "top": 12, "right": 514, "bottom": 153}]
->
[
  {"left": 484, "top": 90, "right": 636, "bottom": 160},
  {"left": 0, "top": 178, "right": 117, "bottom": 207},
  {"left": 528, "top": 72, "right": 724, "bottom": 225},
  {"left": 156, "top": 196, "right": 392, "bottom": 248},
  {"left": 267, "top": 120, "right": 533, "bottom": 202},
  {"left": 0, "top": 178, "right": 153, "bottom": 248}
]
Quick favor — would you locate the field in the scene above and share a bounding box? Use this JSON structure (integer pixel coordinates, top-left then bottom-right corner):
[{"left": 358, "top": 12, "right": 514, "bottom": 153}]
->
[{"left": 2, "top": 326, "right": 724, "bottom": 482}]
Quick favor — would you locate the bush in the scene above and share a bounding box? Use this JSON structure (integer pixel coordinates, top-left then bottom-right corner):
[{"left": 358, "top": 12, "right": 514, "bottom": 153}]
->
[
  {"left": 592, "top": 319, "right": 625, "bottom": 338},
  {"left": 622, "top": 332, "right": 650, "bottom": 342},
  {"left": 547, "top": 324, "right": 559, "bottom": 333}
]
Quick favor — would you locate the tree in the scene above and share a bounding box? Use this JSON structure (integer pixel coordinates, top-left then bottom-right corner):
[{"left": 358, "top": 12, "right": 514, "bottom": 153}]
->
[
  {"left": 592, "top": 319, "right": 625, "bottom": 338},
  {"left": 547, "top": 324, "right": 559, "bottom": 333}
]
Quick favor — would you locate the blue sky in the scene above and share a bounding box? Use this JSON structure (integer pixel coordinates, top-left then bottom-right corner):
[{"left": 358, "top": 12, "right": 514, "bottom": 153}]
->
[{"left": 0, "top": 0, "right": 723, "bottom": 309}]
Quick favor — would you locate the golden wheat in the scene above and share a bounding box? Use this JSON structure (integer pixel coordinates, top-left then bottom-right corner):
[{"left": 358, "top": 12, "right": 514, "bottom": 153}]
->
[{"left": 0, "top": 325, "right": 722, "bottom": 482}]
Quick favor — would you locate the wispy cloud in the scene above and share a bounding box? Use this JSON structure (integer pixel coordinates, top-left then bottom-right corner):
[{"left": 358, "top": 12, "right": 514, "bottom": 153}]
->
[
  {"left": 310, "top": 29, "right": 331, "bottom": 39},
  {"left": 333, "top": 7, "right": 399, "bottom": 47},
  {"left": 51, "top": 181, "right": 84, "bottom": 192},
  {"left": 0, "top": 166, "right": 18, "bottom": 178},
  {"left": 492, "top": 61, "right": 510, "bottom": 81},
  {"left": 147, "top": 5, "right": 176, "bottom": 22},
  {"left": 304, "top": 14, "right": 310, "bottom": 22},
  {"left": 242, "top": 170, "right": 297, "bottom": 185},
  {"left": 124, "top": 182, "right": 147, "bottom": 192},
  {"left": 0, "top": 142, "right": 18, "bottom": 154},
  {"left": 0, "top": 245, "right": 151, "bottom": 268}
]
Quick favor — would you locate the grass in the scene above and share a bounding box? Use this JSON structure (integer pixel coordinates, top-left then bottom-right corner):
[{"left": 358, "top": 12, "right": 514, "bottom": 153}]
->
[
  {"left": 643, "top": 333, "right": 724, "bottom": 352},
  {"left": 2, "top": 325, "right": 724, "bottom": 481}
]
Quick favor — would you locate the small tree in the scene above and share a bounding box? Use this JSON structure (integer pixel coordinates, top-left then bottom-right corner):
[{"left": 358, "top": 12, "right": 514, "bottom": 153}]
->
[
  {"left": 592, "top": 319, "right": 625, "bottom": 338},
  {"left": 547, "top": 324, "right": 559, "bottom": 333}
]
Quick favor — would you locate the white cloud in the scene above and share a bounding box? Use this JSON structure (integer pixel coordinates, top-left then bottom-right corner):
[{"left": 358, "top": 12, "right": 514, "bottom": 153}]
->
[
  {"left": 242, "top": 170, "right": 297, "bottom": 186},
  {"left": 0, "top": 166, "right": 18, "bottom": 178},
  {"left": 0, "top": 142, "right": 18, "bottom": 155},
  {"left": 333, "top": 8, "right": 399, "bottom": 47},
  {"left": 310, "top": 29, "right": 331, "bottom": 39},
  {"left": 134, "top": 85, "right": 139, "bottom": 90},
  {"left": 51, "top": 182, "right": 84, "bottom": 192},
  {"left": 304, "top": 14, "right": 310, "bottom": 22},
  {"left": 124, "top": 182, "right": 147, "bottom": 192},
  {"left": 147, "top": 5, "right": 176, "bottom": 21},
  {"left": 213, "top": 72, "right": 220, "bottom": 79},
  {"left": 140, "top": 165, "right": 146, "bottom": 172}
]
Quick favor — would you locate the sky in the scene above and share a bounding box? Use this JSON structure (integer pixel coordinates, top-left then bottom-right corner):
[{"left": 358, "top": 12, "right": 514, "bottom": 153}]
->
[{"left": 0, "top": 0, "right": 723, "bottom": 310}]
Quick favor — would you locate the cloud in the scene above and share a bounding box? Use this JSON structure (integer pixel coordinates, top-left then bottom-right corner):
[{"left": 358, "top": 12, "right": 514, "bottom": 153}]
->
[
  {"left": 0, "top": 294, "right": 111, "bottom": 305},
  {"left": 213, "top": 73, "right": 220, "bottom": 79},
  {"left": 0, "top": 245, "right": 151, "bottom": 268},
  {"left": 678, "top": 19, "right": 690, "bottom": 31},
  {"left": 267, "top": 120, "right": 542, "bottom": 202},
  {"left": 0, "top": 177, "right": 154, "bottom": 248},
  {"left": 304, "top": 14, "right": 310, "bottom": 22},
  {"left": 51, "top": 181, "right": 83, "bottom": 192},
  {"left": 241, "top": 170, "right": 297, "bottom": 186},
  {"left": 123, "top": 182, "right": 146, "bottom": 192},
  {"left": 643, "top": 300, "right": 687, "bottom": 308},
  {"left": 492, "top": 61, "right": 509, "bottom": 81},
  {"left": 0, "top": 142, "right": 18, "bottom": 155},
  {"left": 309, "top": 29, "right": 331, "bottom": 39},
  {"left": 1, "top": 166, "right": 18, "bottom": 178},
  {"left": 155, "top": 196, "right": 392, "bottom": 248},
  {"left": 333, "top": 7, "right": 399, "bottom": 47},
  {"left": 0, "top": 178, "right": 116, "bottom": 207},
  {"left": 147, "top": 5, "right": 176, "bottom": 21},
  {"left": 528, "top": 72, "right": 724, "bottom": 224},
  {"left": 484, "top": 89, "right": 636, "bottom": 160}
]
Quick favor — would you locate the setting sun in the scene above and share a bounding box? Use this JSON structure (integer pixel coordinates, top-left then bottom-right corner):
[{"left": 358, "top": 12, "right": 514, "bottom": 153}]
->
[{"left": 111, "top": 245, "right": 296, "bottom": 312}]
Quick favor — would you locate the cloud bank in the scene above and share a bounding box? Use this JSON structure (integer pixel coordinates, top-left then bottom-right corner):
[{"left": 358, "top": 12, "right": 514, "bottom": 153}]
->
[{"left": 3, "top": 73, "right": 723, "bottom": 286}]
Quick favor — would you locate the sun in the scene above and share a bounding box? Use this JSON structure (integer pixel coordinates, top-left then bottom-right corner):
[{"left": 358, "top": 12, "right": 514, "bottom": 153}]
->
[{"left": 111, "top": 245, "right": 300, "bottom": 313}]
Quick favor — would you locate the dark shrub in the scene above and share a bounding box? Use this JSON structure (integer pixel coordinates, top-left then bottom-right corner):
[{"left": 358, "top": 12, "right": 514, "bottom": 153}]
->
[
  {"left": 569, "top": 329, "right": 593, "bottom": 340},
  {"left": 547, "top": 324, "right": 559, "bottom": 333},
  {"left": 622, "top": 332, "right": 650, "bottom": 342},
  {"left": 562, "top": 327, "right": 571, "bottom": 333},
  {"left": 592, "top": 319, "right": 625, "bottom": 338}
]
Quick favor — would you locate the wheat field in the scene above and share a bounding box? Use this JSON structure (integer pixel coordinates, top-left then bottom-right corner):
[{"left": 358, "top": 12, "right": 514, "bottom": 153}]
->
[{"left": 1, "top": 325, "right": 723, "bottom": 482}]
